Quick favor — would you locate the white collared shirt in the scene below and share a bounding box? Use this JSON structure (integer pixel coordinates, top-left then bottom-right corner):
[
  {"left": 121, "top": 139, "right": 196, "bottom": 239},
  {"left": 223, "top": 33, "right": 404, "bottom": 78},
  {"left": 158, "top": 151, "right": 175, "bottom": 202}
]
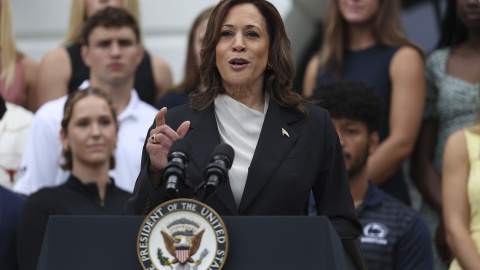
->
[{"left": 13, "top": 81, "right": 158, "bottom": 195}]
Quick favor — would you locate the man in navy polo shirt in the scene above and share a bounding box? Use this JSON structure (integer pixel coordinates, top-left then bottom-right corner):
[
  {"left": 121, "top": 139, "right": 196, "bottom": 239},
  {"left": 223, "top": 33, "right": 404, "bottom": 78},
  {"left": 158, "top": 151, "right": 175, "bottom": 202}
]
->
[{"left": 314, "top": 81, "right": 433, "bottom": 270}]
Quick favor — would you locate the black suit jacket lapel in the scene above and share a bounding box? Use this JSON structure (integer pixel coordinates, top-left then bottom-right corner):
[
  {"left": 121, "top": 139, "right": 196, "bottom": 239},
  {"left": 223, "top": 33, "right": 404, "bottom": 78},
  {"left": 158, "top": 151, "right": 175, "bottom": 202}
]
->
[
  {"left": 183, "top": 105, "right": 239, "bottom": 215},
  {"left": 239, "top": 100, "right": 302, "bottom": 213}
]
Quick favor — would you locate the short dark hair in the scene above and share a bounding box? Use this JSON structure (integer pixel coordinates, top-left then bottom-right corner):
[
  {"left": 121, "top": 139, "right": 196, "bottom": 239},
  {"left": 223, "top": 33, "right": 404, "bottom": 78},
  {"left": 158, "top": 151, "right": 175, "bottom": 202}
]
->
[
  {"left": 313, "top": 81, "right": 384, "bottom": 133},
  {"left": 82, "top": 7, "right": 140, "bottom": 45}
]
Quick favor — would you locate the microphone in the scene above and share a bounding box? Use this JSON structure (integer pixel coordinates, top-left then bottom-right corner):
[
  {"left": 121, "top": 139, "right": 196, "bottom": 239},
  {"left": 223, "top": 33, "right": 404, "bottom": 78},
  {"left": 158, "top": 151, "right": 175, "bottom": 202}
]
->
[
  {"left": 163, "top": 138, "right": 192, "bottom": 199},
  {"left": 201, "top": 143, "right": 235, "bottom": 202}
]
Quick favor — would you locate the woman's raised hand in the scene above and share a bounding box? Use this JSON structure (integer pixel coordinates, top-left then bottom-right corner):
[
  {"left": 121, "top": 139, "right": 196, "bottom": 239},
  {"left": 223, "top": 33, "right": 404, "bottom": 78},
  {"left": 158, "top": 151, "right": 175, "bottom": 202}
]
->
[{"left": 147, "top": 107, "right": 190, "bottom": 174}]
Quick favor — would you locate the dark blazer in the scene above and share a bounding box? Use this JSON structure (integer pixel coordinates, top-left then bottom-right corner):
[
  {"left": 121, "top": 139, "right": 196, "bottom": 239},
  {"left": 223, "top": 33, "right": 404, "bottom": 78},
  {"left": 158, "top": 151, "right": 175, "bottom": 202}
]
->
[
  {"left": 123, "top": 99, "right": 362, "bottom": 240},
  {"left": 0, "top": 186, "right": 25, "bottom": 270}
]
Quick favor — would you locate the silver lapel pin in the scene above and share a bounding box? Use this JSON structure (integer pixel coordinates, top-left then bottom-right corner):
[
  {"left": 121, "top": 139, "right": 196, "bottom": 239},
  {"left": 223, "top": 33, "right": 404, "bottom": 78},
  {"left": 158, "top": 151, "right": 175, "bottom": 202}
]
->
[{"left": 282, "top": 128, "right": 289, "bottom": 137}]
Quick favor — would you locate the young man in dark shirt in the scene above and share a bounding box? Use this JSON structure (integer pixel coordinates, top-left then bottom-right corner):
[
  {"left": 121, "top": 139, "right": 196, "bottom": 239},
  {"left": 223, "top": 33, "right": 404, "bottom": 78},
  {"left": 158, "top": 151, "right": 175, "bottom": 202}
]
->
[{"left": 314, "top": 81, "right": 433, "bottom": 270}]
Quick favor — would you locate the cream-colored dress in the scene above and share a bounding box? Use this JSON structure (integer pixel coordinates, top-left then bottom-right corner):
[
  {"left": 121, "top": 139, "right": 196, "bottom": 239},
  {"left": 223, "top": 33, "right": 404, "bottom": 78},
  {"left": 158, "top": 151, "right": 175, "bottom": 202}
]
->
[{"left": 449, "top": 129, "right": 480, "bottom": 269}]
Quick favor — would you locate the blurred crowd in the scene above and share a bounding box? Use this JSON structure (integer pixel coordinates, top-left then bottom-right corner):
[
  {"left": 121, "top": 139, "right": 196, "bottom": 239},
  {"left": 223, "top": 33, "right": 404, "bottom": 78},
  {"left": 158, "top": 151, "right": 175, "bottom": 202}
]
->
[{"left": 1, "top": 0, "right": 480, "bottom": 270}]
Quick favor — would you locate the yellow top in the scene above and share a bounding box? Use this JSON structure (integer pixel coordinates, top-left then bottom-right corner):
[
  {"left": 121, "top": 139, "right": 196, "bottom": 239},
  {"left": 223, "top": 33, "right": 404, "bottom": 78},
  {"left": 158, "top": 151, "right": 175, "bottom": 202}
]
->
[{"left": 450, "top": 129, "right": 480, "bottom": 270}]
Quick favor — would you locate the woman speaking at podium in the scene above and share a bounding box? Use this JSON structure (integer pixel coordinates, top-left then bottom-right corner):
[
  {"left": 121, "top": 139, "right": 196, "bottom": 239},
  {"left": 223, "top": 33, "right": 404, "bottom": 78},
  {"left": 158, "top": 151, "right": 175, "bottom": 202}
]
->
[{"left": 124, "top": 0, "right": 362, "bottom": 241}]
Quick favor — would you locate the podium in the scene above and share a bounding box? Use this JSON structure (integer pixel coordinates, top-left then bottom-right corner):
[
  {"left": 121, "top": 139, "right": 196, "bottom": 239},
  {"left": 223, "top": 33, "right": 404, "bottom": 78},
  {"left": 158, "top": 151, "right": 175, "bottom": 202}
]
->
[{"left": 37, "top": 215, "right": 356, "bottom": 269}]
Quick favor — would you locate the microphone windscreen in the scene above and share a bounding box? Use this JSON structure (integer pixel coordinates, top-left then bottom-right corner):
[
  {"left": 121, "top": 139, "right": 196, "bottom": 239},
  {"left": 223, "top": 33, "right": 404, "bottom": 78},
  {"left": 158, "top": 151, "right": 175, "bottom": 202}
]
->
[
  {"left": 169, "top": 138, "right": 192, "bottom": 156},
  {"left": 211, "top": 143, "right": 235, "bottom": 167}
]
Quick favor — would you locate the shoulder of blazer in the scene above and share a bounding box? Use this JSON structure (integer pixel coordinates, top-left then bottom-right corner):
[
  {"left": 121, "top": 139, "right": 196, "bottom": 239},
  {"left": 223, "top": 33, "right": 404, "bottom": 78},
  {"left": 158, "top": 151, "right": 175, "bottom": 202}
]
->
[
  {"left": 164, "top": 104, "right": 194, "bottom": 130},
  {"left": 278, "top": 101, "right": 328, "bottom": 125},
  {"left": 164, "top": 103, "right": 214, "bottom": 131},
  {"left": 303, "top": 101, "right": 327, "bottom": 116}
]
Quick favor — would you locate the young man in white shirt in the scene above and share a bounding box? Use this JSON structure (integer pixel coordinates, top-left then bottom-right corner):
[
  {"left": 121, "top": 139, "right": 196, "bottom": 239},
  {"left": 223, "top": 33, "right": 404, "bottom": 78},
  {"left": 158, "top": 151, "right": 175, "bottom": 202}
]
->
[{"left": 14, "top": 7, "right": 158, "bottom": 195}]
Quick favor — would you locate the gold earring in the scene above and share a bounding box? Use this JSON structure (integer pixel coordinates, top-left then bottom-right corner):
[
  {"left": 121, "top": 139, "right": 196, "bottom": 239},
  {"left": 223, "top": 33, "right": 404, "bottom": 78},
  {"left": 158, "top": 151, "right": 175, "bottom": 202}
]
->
[{"left": 62, "top": 144, "right": 70, "bottom": 155}]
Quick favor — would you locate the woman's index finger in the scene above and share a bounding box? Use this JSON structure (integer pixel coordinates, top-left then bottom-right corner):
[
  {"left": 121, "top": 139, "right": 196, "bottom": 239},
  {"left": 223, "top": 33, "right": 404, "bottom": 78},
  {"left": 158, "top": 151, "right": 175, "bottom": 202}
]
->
[{"left": 155, "top": 107, "right": 167, "bottom": 127}]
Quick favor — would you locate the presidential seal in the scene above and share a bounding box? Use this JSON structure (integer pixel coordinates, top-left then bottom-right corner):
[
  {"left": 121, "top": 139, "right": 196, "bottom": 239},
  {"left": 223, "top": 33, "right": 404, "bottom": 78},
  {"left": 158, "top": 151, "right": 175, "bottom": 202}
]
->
[{"left": 137, "top": 199, "right": 228, "bottom": 270}]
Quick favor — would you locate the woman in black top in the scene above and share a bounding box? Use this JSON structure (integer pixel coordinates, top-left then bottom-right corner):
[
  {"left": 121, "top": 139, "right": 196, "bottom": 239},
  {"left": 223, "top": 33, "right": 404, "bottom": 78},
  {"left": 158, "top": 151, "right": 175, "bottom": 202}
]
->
[
  {"left": 303, "top": 0, "right": 425, "bottom": 206},
  {"left": 17, "top": 88, "right": 131, "bottom": 270},
  {"left": 124, "top": 0, "right": 362, "bottom": 241}
]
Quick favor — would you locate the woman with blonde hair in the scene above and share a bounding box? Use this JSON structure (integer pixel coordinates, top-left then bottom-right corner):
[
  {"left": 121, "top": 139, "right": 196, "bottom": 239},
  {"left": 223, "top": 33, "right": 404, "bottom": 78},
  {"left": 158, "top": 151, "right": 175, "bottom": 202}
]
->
[
  {"left": 34, "top": 0, "right": 172, "bottom": 110},
  {"left": 63, "top": 0, "right": 139, "bottom": 46},
  {"left": 0, "top": 0, "right": 38, "bottom": 110},
  {"left": 303, "top": 0, "right": 425, "bottom": 206}
]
